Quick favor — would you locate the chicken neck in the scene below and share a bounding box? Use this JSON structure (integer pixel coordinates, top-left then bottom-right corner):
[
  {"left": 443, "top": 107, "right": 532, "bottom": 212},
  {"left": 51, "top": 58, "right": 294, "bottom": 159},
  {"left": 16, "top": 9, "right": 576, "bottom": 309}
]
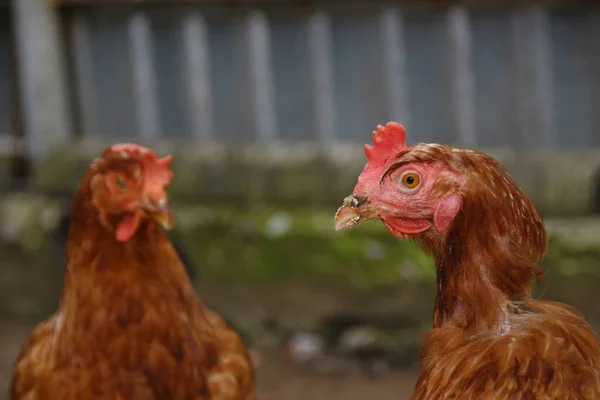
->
[
  {"left": 418, "top": 203, "right": 546, "bottom": 332},
  {"left": 55, "top": 188, "right": 199, "bottom": 354}
]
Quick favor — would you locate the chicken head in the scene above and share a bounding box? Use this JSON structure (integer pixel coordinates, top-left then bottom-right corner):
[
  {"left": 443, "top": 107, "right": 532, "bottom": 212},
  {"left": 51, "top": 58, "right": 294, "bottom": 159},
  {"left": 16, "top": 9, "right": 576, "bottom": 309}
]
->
[
  {"left": 335, "top": 121, "right": 547, "bottom": 262},
  {"left": 334, "top": 122, "right": 464, "bottom": 239},
  {"left": 88, "top": 143, "right": 174, "bottom": 242}
]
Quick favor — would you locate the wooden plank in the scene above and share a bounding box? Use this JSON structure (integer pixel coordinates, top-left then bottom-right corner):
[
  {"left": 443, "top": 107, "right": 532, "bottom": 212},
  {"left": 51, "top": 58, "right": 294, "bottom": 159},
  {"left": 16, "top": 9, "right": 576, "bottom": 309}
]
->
[
  {"left": 380, "top": 6, "right": 410, "bottom": 127},
  {"left": 128, "top": 12, "right": 160, "bottom": 139},
  {"left": 445, "top": 6, "right": 476, "bottom": 147},
  {"left": 246, "top": 10, "right": 277, "bottom": 141},
  {"left": 70, "top": 13, "right": 100, "bottom": 136},
  {"left": 511, "top": 7, "right": 555, "bottom": 150},
  {"left": 306, "top": 10, "right": 335, "bottom": 142},
  {"left": 11, "top": 0, "right": 72, "bottom": 158},
  {"left": 181, "top": 11, "right": 214, "bottom": 139}
]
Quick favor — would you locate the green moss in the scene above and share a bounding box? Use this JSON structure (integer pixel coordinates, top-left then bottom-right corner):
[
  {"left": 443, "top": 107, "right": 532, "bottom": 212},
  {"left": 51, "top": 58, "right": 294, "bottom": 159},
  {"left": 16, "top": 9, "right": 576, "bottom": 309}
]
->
[
  {"left": 4, "top": 193, "right": 600, "bottom": 329},
  {"left": 171, "top": 207, "right": 600, "bottom": 324},
  {"left": 543, "top": 236, "right": 600, "bottom": 275},
  {"left": 4, "top": 189, "right": 600, "bottom": 303},
  {"left": 174, "top": 205, "right": 434, "bottom": 290}
]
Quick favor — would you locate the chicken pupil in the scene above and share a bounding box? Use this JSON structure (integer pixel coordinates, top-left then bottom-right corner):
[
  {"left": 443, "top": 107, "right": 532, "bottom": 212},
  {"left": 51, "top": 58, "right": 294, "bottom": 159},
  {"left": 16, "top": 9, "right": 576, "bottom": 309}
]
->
[
  {"left": 117, "top": 176, "right": 127, "bottom": 189},
  {"left": 405, "top": 176, "right": 414, "bottom": 184}
]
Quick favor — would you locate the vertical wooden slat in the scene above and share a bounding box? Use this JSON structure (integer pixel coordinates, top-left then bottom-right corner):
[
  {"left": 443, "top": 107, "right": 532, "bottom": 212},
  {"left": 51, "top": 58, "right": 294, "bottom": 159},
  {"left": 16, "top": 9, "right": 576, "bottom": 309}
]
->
[
  {"left": 128, "top": 12, "right": 160, "bottom": 139},
  {"left": 446, "top": 6, "right": 476, "bottom": 147},
  {"left": 71, "top": 13, "right": 99, "bottom": 137},
  {"left": 246, "top": 10, "right": 276, "bottom": 141},
  {"left": 306, "top": 11, "right": 335, "bottom": 142},
  {"left": 380, "top": 7, "right": 410, "bottom": 127},
  {"left": 511, "top": 8, "right": 555, "bottom": 150},
  {"left": 181, "top": 12, "right": 213, "bottom": 140},
  {"left": 11, "top": 0, "right": 72, "bottom": 158}
]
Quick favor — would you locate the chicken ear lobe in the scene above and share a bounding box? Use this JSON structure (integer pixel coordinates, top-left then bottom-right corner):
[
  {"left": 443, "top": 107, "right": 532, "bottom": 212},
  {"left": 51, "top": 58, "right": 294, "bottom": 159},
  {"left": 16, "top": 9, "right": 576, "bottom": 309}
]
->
[
  {"left": 434, "top": 194, "right": 461, "bottom": 234},
  {"left": 115, "top": 212, "right": 142, "bottom": 242}
]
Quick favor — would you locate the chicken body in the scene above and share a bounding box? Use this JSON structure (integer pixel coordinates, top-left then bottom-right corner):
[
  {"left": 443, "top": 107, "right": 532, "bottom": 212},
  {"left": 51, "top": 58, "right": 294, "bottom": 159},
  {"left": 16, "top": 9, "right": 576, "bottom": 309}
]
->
[
  {"left": 11, "top": 145, "right": 255, "bottom": 400},
  {"left": 414, "top": 301, "right": 600, "bottom": 399},
  {"left": 335, "top": 122, "right": 600, "bottom": 399}
]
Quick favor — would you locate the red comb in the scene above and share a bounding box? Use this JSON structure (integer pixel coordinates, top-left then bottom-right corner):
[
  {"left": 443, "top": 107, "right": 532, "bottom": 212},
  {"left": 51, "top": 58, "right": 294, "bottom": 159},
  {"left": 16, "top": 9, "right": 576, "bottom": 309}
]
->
[
  {"left": 144, "top": 155, "right": 173, "bottom": 188},
  {"left": 109, "top": 143, "right": 156, "bottom": 158},
  {"left": 364, "top": 122, "right": 408, "bottom": 164},
  {"left": 108, "top": 143, "right": 173, "bottom": 187}
]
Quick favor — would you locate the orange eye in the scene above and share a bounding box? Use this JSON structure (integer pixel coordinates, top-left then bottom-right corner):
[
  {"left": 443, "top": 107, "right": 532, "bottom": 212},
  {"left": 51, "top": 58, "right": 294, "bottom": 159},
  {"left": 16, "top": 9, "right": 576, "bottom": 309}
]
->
[{"left": 399, "top": 171, "right": 421, "bottom": 190}]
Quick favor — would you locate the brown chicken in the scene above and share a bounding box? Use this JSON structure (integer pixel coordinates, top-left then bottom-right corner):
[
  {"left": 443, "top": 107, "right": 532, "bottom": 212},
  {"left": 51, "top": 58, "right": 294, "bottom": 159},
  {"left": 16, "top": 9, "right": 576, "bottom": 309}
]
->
[
  {"left": 11, "top": 144, "right": 256, "bottom": 400},
  {"left": 335, "top": 122, "right": 600, "bottom": 399}
]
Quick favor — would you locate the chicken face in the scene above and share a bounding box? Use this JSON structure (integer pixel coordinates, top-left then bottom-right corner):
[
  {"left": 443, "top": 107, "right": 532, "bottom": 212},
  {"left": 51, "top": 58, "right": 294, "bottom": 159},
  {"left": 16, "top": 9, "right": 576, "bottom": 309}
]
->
[
  {"left": 89, "top": 144, "right": 174, "bottom": 242},
  {"left": 334, "top": 122, "right": 463, "bottom": 239}
]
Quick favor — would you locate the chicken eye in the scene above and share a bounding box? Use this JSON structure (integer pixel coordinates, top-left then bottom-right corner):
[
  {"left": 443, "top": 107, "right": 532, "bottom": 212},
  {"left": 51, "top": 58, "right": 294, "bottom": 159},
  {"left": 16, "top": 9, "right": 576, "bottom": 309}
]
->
[
  {"left": 399, "top": 171, "right": 421, "bottom": 190},
  {"left": 115, "top": 175, "right": 128, "bottom": 190}
]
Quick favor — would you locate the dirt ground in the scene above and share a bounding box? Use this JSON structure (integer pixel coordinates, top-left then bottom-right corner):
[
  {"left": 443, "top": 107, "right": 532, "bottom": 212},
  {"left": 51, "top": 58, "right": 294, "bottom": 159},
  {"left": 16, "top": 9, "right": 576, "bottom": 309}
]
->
[
  {"left": 254, "top": 356, "right": 417, "bottom": 399},
  {"left": 0, "top": 324, "right": 418, "bottom": 400}
]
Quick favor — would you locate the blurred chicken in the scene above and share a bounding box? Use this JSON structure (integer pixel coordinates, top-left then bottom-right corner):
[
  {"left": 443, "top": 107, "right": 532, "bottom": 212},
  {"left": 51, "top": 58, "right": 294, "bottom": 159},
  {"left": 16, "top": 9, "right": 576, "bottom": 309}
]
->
[
  {"left": 335, "top": 122, "right": 600, "bottom": 399},
  {"left": 11, "top": 144, "right": 256, "bottom": 400}
]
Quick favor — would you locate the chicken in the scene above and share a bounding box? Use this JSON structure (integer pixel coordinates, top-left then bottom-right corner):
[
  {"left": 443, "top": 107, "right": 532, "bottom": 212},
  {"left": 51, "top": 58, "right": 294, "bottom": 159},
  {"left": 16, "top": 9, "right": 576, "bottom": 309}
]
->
[
  {"left": 334, "top": 122, "right": 600, "bottom": 399},
  {"left": 11, "top": 144, "right": 256, "bottom": 400}
]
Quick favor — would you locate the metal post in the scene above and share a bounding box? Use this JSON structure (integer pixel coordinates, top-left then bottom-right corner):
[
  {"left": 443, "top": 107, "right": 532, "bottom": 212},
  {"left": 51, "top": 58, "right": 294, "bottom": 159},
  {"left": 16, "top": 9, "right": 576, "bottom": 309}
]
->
[
  {"left": 380, "top": 7, "right": 410, "bottom": 128},
  {"left": 11, "top": 0, "right": 72, "bottom": 158},
  {"left": 511, "top": 7, "right": 555, "bottom": 150},
  {"left": 128, "top": 12, "right": 160, "bottom": 139},
  {"left": 306, "top": 11, "right": 336, "bottom": 142},
  {"left": 182, "top": 11, "right": 214, "bottom": 140},
  {"left": 71, "top": 13, "right": 99, "bottom": 137},
  {"left": 446, "top": 6, "right": 476, "bottom": 147},
  {"left": 246, "top": 10, "right": 276, "bottom": 141},
  {"left": 590, "top": 13, "right": 600, "bottom": 146}
]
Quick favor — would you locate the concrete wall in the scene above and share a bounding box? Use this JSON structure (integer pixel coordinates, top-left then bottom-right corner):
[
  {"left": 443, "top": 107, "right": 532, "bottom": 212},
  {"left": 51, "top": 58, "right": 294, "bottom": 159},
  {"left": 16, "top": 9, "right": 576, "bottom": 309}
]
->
[{"left": 23, "top": 144, "right": 600, "bottom": 216}]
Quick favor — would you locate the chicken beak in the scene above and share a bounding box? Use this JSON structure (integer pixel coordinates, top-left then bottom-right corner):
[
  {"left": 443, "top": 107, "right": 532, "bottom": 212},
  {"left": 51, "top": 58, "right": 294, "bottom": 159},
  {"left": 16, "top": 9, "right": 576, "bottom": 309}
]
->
[
  {"left": 334, "top": 194, "right": 380, "bottom": 231},
  {"left": 140, "top": 197, "right": 173, "bottom": 230},
  {"left": 152, "top": 207, "right": 173, "bottom": 231}
]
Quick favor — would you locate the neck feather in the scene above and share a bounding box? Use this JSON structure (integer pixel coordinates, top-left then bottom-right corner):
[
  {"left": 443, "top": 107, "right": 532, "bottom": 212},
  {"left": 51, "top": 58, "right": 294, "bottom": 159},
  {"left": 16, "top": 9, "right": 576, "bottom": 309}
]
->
[
  {"left": 418, "top": 191, "right": 547, "bottom": 330},
  {"left": 57, "top": 185, "right": 197, "bottom": 340}
]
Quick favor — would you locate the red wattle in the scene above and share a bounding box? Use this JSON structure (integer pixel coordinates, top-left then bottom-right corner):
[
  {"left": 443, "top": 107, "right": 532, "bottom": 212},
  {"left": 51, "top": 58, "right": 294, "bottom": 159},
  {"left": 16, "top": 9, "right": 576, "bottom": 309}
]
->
[
  {"left": 384, "top": 217, "right": 431, "bottom": 237},
  {"left": 115, "top": 212, "right": 142, "bottom": 242}
]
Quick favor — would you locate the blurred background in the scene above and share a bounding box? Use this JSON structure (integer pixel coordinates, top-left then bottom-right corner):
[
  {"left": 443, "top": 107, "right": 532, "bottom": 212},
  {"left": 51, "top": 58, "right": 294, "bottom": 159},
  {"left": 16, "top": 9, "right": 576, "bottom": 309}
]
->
[{"left": 1, "top": 0, "right": 600, "bottom": 398}]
